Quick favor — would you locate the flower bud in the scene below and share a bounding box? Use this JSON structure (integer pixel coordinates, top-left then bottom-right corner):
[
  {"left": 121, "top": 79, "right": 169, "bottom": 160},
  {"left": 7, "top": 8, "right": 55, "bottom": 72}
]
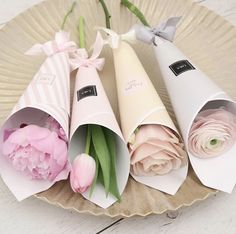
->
[{"left": 70, "top": 154, "right": 96, "bottom": 193}]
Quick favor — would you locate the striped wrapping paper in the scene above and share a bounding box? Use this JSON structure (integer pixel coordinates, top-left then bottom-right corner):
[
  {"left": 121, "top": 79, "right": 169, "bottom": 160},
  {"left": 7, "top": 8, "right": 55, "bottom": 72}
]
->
[
  {"left": 0, "top": 51, "right": 71, "bottom": 201},
  {"left": 11, "top": 52, "right": 70, "bottom": 137}
]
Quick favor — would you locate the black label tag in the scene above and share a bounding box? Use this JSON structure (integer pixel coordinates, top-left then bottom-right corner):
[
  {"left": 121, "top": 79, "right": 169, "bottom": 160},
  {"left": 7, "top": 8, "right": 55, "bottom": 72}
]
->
[
  {"left": 169, "top": 60, "right": 195, "bottom": 76},
  {"left": 77, "top": 85, "right": 97, "bottom": 101}
]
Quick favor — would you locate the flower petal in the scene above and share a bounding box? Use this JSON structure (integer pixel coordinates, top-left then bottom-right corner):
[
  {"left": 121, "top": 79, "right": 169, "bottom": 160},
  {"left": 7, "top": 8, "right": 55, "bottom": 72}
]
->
[
  {"left": 70, "top": 154, "right": 96, "bottom": 193},
  {"left": 188, "top": 108, "right": 236, "bottom": 158},
  {"left": 131, "top": 143, "right": 160, "bottom": 165},
  {"left": 30, "top": 131, "right": 54, "bottom": 154},
  {"left": 2, "top": 141, "right": 17, "bottom": 155}
]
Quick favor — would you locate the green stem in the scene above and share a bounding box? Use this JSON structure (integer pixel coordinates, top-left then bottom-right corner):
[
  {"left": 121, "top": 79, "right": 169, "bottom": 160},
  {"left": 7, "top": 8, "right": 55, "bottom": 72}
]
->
[
  {"left": 99, "top": 0, "right": 111, "bottom": 29},
  {"left": 120, "top": 0, "right": 150, "bottom": 27},
  {"left": 61, "top": 1, "right": 76, "bottom": 30},
  {"left": 85, "top": 125, "right": 91, "bottom": 155},
  {"left": 78, "top": 16, "right": 86, "bottom": 48}
]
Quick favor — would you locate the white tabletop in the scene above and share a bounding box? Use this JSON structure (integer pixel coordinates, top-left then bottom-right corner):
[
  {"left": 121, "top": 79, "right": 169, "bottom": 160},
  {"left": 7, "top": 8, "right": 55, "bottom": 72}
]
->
[{"left": 0, "top": 0, "right": 236, "bottom": 233}]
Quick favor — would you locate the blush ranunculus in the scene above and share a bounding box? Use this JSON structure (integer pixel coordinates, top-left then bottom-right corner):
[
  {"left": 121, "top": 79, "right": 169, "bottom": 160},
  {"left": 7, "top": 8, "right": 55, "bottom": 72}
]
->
[
  {"left": 188, "top": 108, "right": 236, "bottom": 158},
  {"left": 2, "top": 125, "right": 68, "bottom": 181},
  {"left": 129, "top": 124, "right": 187, "bottom": 176},
  {"left": 70, "top": 154, "right": 96, "bottom": 193}
]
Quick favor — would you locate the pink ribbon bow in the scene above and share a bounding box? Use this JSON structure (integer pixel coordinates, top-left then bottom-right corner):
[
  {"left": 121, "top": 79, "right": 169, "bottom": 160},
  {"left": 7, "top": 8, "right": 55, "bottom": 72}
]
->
[
  {"left": 25, "top": 31, "right": 77, "bottom": 56},
  {"left": 70, "top": 32, "right": 105, "bottom": 71}
]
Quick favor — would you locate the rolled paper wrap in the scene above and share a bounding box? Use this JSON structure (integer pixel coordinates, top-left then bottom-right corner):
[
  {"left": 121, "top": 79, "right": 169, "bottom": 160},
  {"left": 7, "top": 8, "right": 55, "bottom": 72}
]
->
[
  {"left": 0, "top": 31, "right": 76, "bottom": 200},
  {"left": 135, "top": 18, "right": 236, "bottom": 192},
  {"left": 69, "top": 32, "right": 130, "bottom": 209},
  {"left": 99, "top": 28, "right": 188, "bottom": 195}
]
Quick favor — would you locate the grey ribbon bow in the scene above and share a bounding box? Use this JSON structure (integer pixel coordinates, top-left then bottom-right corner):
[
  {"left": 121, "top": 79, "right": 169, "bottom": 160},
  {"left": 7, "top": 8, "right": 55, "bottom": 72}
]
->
[{"left": 134, "top": 17, "right": 181, "bottom": 44}]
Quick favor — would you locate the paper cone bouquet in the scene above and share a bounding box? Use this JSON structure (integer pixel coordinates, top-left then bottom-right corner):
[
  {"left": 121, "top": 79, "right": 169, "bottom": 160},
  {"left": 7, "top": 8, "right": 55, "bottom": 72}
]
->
[
  {"left": 2, "top": 5, "right": 236, "bottom": 209},
  {"left": 98, "top": 28, "right": 188, "bottom": 195},
  {"left": 133, "top": 17, "right": 236, "bottom": 192},
  {"left": 69, "top": 32, "right": 130, "bottom": 208},
  {"left": 0, "top": 31, "right": 75, "bottom": 200},
  {"left": 0, "top": 29, "right": 131, "bottom": 208}
]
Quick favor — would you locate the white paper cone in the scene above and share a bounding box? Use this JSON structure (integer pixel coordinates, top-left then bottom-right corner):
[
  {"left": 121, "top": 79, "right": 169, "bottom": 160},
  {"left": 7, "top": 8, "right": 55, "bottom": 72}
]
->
[
  {"left": 69, "top": 66, "right": 130, "bottom": 209},
  {"left": 0, "top": 52, "right": 71, "bottom": 200},
  {"left": 112, "top": 41, "right": 188, "bottom": 195},
  {"left": 153, "top": 36, "right": 236, "bottom": 192}
]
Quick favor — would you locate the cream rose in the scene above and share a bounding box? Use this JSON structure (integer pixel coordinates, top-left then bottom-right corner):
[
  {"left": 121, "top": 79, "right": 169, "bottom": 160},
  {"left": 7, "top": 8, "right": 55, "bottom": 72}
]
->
[
  {"left": 128, "top": 124, "right": 187, "bottom": 176},
  {"left": 188, "top": 108, "right": 236, "bottom": 158}
]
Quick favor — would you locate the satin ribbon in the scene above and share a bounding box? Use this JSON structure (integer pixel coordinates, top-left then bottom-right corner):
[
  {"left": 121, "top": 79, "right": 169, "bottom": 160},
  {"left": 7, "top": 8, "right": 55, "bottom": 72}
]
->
[
  {"left": 96, "top": 17, "right": 181, "bottom": 49},
  {"left": 70, "top": 32, "right": 105, "bottom": 71},
  {"left": 95, "top": 27, "right": 130, "bottom": 49},
  {"left": 25, "top": 31, "right": 77, "bottom": 56},
  {"left": 133, "top": 17, "right": 181, "bottom": 44}
]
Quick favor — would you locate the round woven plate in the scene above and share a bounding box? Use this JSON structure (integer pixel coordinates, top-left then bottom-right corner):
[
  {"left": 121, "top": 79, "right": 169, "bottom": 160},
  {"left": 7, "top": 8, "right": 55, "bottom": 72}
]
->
[{"left": 1, "top": 0, "right": 236, "bottom": 217}]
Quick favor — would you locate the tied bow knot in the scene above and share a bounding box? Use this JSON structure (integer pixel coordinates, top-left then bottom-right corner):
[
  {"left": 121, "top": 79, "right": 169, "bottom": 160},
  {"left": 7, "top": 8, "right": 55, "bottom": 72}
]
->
[
  {"left": 96, "top": 17, "right": 181, "bottom": 49},
  {"left": 25, "top": 31, "right": 77, "bottom": 56},
  {"left": 95, "top": 27, "right": 134, "bottom": 49},
  {"left": 134, "top": 17, "right": 181, "bottom": 44},
  {"left": 70, "top": 32, "right": 105, "bottom": 71}
]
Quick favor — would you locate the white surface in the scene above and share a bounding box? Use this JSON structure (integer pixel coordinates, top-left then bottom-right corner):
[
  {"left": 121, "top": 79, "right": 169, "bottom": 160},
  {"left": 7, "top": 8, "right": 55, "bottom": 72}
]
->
[{"left": 0, "top": 0, "right": 236, "bottom": 233}]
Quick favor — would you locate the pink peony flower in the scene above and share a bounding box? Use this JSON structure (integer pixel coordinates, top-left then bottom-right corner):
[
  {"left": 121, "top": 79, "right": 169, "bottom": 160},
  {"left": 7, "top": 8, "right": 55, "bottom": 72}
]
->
[
  {"left": 2, "top": 125, "right": 68, "bottom": 181},
  {"left": 70, "top": 154, "right": 96, "bottom": 193},
  {"left": 3, "top": 128, "right": 17, "bottom": 142},
  {"left": 129, "top": 124, "right": 187, "bottom": 176},
  {"left": 188, "top": 108, "right": 236, "bottom": 158},
  {"left": 45, "top": 116, "right": 67, "bottom": 142}
]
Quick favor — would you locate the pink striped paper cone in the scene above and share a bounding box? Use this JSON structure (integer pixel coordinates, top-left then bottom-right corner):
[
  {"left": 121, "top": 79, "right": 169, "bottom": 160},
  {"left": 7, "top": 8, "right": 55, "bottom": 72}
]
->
[{"left": 0, "top": 51, "right": 71, "bottom": 201}]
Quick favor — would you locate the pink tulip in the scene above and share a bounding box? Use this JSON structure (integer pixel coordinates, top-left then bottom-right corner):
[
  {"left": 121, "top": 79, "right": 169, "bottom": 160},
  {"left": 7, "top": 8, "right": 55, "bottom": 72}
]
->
[
  {"left": 188, "top": 108, "right": 236, "bottom": 158},
  {"left": 128, "top": 124, "right": 187, "bottom": 176},
  {"left": 2, "top": 124, "right": 68, "bottom": 181},
  {"left": 70, "top": 154, "right": 96, "bottom": 193}
]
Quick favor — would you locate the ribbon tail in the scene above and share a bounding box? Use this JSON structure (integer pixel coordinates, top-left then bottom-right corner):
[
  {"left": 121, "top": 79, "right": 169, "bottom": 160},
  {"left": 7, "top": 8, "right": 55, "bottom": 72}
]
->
[
  {"left": 69, "top": 59, "right": 82, "bottom": 71},
  {"left": 95, "top": 26, "right": 120, "bottom": 49},
  {"left": 25, "top": 43, "right": 43, "bottom": 55},
  {"left": 165, "top": 17, "right": 181, "bottom": 28},
  {"left": 161, "top": 16, "right": 181, "bottom": 42},
  {"left": 90, "top": 32, "right": 105, "bottom": 60},
  {"left": 94, "top": 58, "right": 105, "bottom": 71}
]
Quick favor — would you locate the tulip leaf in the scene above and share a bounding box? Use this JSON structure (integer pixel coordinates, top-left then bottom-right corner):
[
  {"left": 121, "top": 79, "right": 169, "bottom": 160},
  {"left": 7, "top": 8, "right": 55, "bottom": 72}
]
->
[
  {"left": 89, "top": 143, "right": 99, "bottom": 198},
  {"left": 91, "top": 125, "right": 110, "bottom": 196},
  {"left": 93, "top": 157, "right": 103, "bottom": 185},
  {"left": 104, "top": 128, "right": 121, "bottom": 202},
  {"left": 97, "top": 165, "right": 104, "bottom": 184}
]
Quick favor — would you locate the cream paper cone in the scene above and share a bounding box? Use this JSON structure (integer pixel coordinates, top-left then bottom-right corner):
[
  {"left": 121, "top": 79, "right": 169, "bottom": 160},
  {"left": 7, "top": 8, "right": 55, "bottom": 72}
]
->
[
  {"left": 112, "top": 41, "right": 188, "bottom": 195},
  {"left": 0, "top": 52, "right": 70, "bottom": 200},
  {"left": 153, "top": 36, "right": 236, "bottom": 192},
  {"left": 69, "top": 66, "right": 130, "bottom": 209}
]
